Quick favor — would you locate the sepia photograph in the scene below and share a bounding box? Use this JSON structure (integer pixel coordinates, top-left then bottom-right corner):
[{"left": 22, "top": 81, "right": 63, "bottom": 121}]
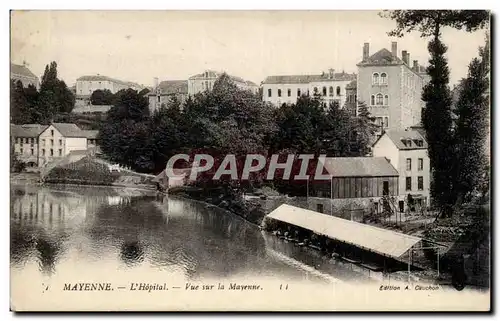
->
[{"left": 9, "top": 9, "right": 491, "bottom": 312}]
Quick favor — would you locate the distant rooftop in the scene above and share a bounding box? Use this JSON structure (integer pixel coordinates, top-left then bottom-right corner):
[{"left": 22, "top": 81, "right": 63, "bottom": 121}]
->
[
  {"left": 263, "top": 72, "right": 356, "bottom": 84},
  {"left": 10, "top": 124, "right": 47, "bottom": 138},
  {"left": 151, "top": 80, "right": 188, "bottom": 96},
  {"left": 321, "top": 157, "right": 399, "bottom": 177},
  {"left": 378, "top": 129, "right": 428, "bottom": 150},
  {"left": 188, "top": 70, "right": 258, "bottom": 86},
  {"left": 77, "top": 75, "right": 144, "bottom": 89}
]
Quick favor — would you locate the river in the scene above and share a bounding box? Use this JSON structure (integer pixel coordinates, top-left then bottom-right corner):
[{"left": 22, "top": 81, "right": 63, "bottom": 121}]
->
[{"left": 10, "top": 184, "right": 387, "bottom": 310}]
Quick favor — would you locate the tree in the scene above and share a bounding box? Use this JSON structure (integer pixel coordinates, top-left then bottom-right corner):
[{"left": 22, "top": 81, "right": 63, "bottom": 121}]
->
[
  {"left": 453, "top": 34, "right": 490, "bottom": 204},
  {"left": 352, "top": 101, "right": 377, "bottom": 156},
  {"left": 90, "top": 89, "right": 114, "bottom": 105},
  {"left": 10, "top": 80, "right": 29, "bottom": 124},
  {"left": 38, "top": 61, "right": 76, "bottom": 122},
  {"left": 381, "top": 10, "right": 489, "bottom": 213}
]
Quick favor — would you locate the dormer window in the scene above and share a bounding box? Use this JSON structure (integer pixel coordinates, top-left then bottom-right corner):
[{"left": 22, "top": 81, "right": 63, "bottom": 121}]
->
[{"left": 414, "top": 139, "right": 424, "bottom": 147}]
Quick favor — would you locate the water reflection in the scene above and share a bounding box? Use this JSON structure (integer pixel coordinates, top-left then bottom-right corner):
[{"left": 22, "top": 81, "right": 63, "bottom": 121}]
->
[{"left": 11, "top": 185, "right": 362, "bottom": 285}]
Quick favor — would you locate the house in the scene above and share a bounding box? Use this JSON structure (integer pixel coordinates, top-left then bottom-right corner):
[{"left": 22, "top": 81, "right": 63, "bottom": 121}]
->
[
  {"left": 11, "top": 63, "right": 39, "bottom": 89},
  {"left": 10, "top": 124, "right": 48, "bottom": 168},
  {"left": 307, "top": 157, "right": 399, "bottom": 216},
  {"left": 262, "top": 69, "right": 356, "bottom": 107},
  {"left": 148, "top": 79, "right": 188, "bottom": 113},
  {"left": 153, "top": 168, "right": 192, "bottom": 189},
  {"left": 372, "top": 128, "right": 430, "bottom": 212},
  {"left": 356, "top": 42, "right": 429, "bottom": 136},
  {"left": 188, "top": 70, "right": 259, "bottom": 96},
  {"left": 38, "top": 123, "right": 90, "bottom": 163}
]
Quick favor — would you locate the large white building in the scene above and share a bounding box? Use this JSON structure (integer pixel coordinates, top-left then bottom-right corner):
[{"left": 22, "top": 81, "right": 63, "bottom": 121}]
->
[
  {"left": 75, "top": 75, "right": 145, "bottom": 96},
  {"left": 261, "top": 69, "right": 356, "bottom": 107}
]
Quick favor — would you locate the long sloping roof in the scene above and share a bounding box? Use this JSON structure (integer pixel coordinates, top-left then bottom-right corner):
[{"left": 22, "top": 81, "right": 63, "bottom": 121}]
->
[
  {"left": 263, "top": 72, "right": 356, "bottom": 84},
  {"left": 188, "top": 70, "right": 258, "bottom": 86},
  {"left": 11, "top": 63, "right": 37, "bottom": 79},
  {"left": 321, "top": 157, "right": 398, "bottom": 177},
  {"left": 10, "top": 124, "right": 48, "bottom": 138},
  {"left": 383, "top": 129, "right": 428, "bottom": 150},
  {"left": 52, "top": 123, "right": 87, "bottom": 138},
  {"left": 266, "top": 204, "right": 422, "bottom": 259},
  {"left": 151, "top": 80, "right": 188, "bottom": 96},
  {"left": 76, "top": 75, "right": 144, "bottom": 89}
]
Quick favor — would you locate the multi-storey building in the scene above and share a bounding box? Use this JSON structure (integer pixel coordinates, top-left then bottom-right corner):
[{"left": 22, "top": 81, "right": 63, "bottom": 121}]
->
[
  {"left": 188, "top": 70, "right": 259, "bottom": 96},
  {"left": 261, "top": 69, "right": 356, "bottom": 107},
  {"left": 356, "top": 42, "right": 428, "bottom": 136},
  {"left": 75, "top": 75, "right": 144, "bottom": 97},
  {"left": 11, "top": 123, "right": 99, "bottom": 168},
  {"left": 10, "top": 63, "right": 39, "bottom": 89},
  {"left": 148, "top": 79, "right": 189, "bottom": 113},
  {"left": 372, "top": 128, "right": 430, "bottom": 212}
]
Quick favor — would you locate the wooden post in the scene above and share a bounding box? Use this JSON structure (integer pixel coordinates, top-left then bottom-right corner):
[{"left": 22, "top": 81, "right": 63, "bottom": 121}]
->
[{"left": 437, "top": 248, "right": 440, "bottom": 278}]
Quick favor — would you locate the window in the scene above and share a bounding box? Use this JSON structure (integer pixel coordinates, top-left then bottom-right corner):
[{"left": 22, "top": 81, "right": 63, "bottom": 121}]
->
[
  {"left": 418, "top": 158, "right": 423, "bottom": 171},
  {"left": 372, "top": 73, "right": 379, "bottom": 85},
  {"left": 380, "top": 73, "right": 387, "bottom": 85},
  {"left": 20, "top": 148, "right": 23, "bottom": 154},
  {"left": 50, "top": 149, "right": 54, "bottom": 156},
  {"left": 336, "top": 86, "right": 341, "bottom": 96},
  {"left": 42, "top": 149, "right": 45, "bottom": 156},
  {"left": 316, "top": 203, "right": 324, "bottom": 213},
  {"left": 31, "top": 148, "right": 34, "bottom": 155},
  {"left": 41, "top": 139, "right": 45, "bottom": 145},
  {"left": 313, "top": 87, "right": 318, "bottom": 94},
  {"left": 371, "top": 95, "right": 375, "bottom": 106},
  {"left": 50, "top": 139, "right": 54, "bottom": 146},
  {"left": 278, "top": 89, "right": 282, "bottom": 97},
  {"left": 329, "top": 86, "right": 334, "bottom": 96},
  {"left": 406, "top": 177, "right": 412, "bottom": 191},
  {"left": 287, "top": 88, "right": 291, "bottom": 97},
  {"left": 297, "top": 88, "right": 301, "bottom": 97},
  {"left": 321, "top": 86, "right": 326, "bottom": 96},
  {"left": 268, "top": 89, "right": 272, "bottom": 97},
  {"left": 205, "top": 71, "right": 209, "bottom": 78},
  {"left": 59, "top": 139, "right": 62, "bottom": 145},
  {"left": 406, "top": 158, "right": 412, "bottom": 171},
  {"left": 51, "top": 130, "right": 54, "bottom": 136},
  {"left": 376, "top": 93, "right": 384, "bottom": 105},
  {"left": 415, "top": 140, "right": 424, "bottom": 147},
  {"left": 157, "top": 96, "right": 161, "bottom": 103},
  {"left": 16, "top": 138, "right": 20, "bottom": 144},
  {"left": 384, "top": 117, "right": 389, "bottom": 128},
  {"left": 418, "top": 176, "right": 424, "bottom": 190},
  {"left": 58, "top": 149, "right": 62, "bottom": 156},
  {"left": 384, "top": 95, "right": 389, "bottom": 105}
]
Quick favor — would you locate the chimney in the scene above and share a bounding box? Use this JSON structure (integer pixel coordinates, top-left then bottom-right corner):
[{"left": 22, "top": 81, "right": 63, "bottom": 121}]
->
[
  {"left": 363, "top": 43, "right": 369, "bottom": 60},
  {"left": 413, "top": 60, "right": 418, "bottom": 71},
  {"left": 406, "top": 52, "right": 411, "bottom": 66},
  {"left": 391, "top": 42, "right": 398, "bottom": 58},
  {"left": 328, "top": 68, "right": 335, "bottom": 79},
  {"left": 402, "top": 50, "right": 408, "bottom": 64}
]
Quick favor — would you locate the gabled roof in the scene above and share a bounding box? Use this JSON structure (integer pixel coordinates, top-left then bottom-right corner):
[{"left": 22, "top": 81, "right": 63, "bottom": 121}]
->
[
  {"left": 321, "top": 157, "right": 398, "bottom": 177},
  {"left": 188, "top": 70, "right": 258, "bottom": 86},
  {"left": 10, "top": 63, "right": 37, "bottom": 79},
  {"left": 10, "top": 124, "right": 48, "bottom": 138},
  {"left": 81, "top": 130, "right": 99, "bottom": 139},
  {"left": 379, "top": 129, "right": 428, "bottom": 150},
  {"left": 51, "top": 123, "right": 87, "bottom": 138},
  {"left": 357, "top": 48, "right": 404, "bottom": 67},
  {"left": 263, "top": 72, "right": 356, "bottom": 84},
  {"left": 150, "top": 80, "right": 188, "bottom": 96}
]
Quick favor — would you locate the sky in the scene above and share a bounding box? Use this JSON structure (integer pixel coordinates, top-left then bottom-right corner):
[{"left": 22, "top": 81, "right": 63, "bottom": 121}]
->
[{"left": 10, "top": 10, "right": 488, "bottom": 87}]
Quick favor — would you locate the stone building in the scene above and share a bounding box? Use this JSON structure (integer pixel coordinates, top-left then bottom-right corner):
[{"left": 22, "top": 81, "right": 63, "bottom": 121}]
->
[{"left": 10, "top": 63, "right": 39, "bottom": 89}]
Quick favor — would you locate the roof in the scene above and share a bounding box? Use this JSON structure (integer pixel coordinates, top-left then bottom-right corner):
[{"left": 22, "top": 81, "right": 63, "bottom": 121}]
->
[
  {"left": 52, "top": 123, "right": 87, "bottom": 138},
  {"left": 81, "top": 130, "right": 99, "bottom": 139},
  {"left": 357, "top": 48, "right": 404, "bottom": 67},
  {"left": 266, "top": 204, "right": 422, "bottom": 259},
  {"left": 11, "top": 63, "right": 37, "bottom": 79},
  {"left": 77, "top": 75, "right": 144, "bottom": 89},
  {"left": 151, "top": 80, "right": 188, "bottom": 96},
  {"left": 10, "top": 124, "right": 48, "bottom": 138},
  {"left": 382, "top": 129, "right": 428, "bottom": 150},
  {"left": 263, "top": 72, "right": 356, "bottom": 84},
  {"left": 152, "top": 168, "right": 191, "bottom": 182},
  {"left": 346, "top": 80, "right": 357, "bottom": 90},
  {"left": 321, "top": 157, "right": 399, "bottom": 177}
]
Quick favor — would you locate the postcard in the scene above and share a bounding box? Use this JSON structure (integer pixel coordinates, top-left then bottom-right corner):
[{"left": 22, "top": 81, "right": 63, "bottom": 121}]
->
[{"left": 9, "top": 10, "right": 491, "bottom": 312}]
